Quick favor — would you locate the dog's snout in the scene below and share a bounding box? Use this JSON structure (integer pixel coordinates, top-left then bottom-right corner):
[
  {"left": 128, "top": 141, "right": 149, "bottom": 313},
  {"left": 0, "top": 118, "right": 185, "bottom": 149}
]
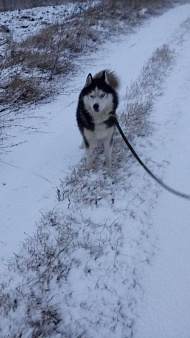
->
[{"left": 93, "top": 103, "right": 99, "bottom": 112}]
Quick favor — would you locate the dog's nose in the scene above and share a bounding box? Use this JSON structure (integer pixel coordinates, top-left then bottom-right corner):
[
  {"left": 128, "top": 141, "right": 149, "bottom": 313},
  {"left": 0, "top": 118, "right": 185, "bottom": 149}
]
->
[{"left": 93, "top": 103, "right": 99, "bottom": 112}]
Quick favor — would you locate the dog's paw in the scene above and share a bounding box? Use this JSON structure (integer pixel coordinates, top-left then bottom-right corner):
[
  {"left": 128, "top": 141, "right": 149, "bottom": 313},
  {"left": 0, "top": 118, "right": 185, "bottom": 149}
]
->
[
  {"left": 86, "top": 160, "right": 93, "bottom": 170},
  {"left": 86, "top": 164, "right": 93, "bottom": 170},
  {"left": 105, "top": 159, "right": 112, "bottom": 169}
]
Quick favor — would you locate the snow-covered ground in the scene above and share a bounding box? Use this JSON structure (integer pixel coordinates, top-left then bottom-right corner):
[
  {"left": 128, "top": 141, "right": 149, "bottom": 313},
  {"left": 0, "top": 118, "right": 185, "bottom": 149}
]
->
[
  {"left": 0, "top": 3, "right": 190, "bottom": 337},
  {"left": 0, "top": 1, "right": 98, "bottom": 43},
  {"left": 135, "top": 28, "right": 190, "bottom": 337}
]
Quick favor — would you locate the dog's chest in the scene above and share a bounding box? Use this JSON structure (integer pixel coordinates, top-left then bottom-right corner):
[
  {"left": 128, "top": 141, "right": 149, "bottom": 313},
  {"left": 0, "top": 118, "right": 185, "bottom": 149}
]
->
[
  {"left": 84, "top": 120, "right": 114, "bottom": 142},
  {"left": 94, "top": 122, "right": 109, "bottom": 139}
]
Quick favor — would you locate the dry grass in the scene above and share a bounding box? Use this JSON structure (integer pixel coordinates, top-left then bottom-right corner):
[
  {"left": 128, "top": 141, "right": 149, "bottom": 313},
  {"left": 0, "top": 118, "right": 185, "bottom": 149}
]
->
[
  {"left": 1, "top": 0, "right": 182, "bottom": 108},
  {"left": 0, "top": 73, "right": 45, "bottom": 104},
  {"left": 1, "top": 15, "right": 99, "bottom": 106}
]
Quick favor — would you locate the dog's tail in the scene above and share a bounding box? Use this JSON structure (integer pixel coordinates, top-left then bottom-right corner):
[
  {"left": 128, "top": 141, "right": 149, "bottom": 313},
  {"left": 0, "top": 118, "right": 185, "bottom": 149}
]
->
[{"left": 94, "top": 69, "right": 120, "bottom": 90}]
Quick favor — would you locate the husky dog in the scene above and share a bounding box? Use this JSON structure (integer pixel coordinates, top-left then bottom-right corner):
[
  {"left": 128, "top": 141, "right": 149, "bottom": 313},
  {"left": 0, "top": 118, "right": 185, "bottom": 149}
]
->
[{"left": 76, "top": 70, "right": 119, "bottom": 169}]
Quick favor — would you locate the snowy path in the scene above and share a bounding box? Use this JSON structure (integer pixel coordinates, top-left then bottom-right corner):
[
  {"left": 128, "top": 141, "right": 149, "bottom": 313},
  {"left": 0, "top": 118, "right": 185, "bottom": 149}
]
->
[
  {"left": 134, "top": 31, "right": 190, "bottom": 337},
  {"left": 1, "top": 3, "right": 190, "bottom": 337}
]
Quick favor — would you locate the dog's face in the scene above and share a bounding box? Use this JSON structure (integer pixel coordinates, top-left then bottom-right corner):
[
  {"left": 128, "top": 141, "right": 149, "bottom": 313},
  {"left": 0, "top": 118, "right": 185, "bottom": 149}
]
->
[
  {"left": 83, "top": 86, "right": 113, "bottom": 114},
  {"left": 83, "top": 72, "right": 114, "bottom": 114}
]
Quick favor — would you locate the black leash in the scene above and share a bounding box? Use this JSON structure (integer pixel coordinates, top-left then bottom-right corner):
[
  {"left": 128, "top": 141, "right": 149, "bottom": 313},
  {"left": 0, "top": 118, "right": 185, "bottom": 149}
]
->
[{"left": 115, "top": 118, "right": 190, "bottom": 200}]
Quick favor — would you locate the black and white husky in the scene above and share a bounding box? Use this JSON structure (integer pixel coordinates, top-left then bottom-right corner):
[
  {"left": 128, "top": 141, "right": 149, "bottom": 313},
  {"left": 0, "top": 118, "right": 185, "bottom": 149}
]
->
[{"left": 76, "top": 70, "right": 119, "bottom": 169}]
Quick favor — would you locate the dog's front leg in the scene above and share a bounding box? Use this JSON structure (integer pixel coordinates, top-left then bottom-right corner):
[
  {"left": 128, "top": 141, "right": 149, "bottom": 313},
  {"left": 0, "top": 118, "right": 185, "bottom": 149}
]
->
[
  {"left": 85, "top": 144, "right": 94, "bottom": 170},
  {"left": 104, "top": 140, "right": 112, "bottom": 168}
]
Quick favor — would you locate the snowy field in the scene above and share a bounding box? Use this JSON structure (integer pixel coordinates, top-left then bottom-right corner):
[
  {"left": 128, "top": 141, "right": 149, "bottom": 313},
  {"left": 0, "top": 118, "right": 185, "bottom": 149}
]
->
[
  {"left": 0, "top": 2, "right": 190, "bottom": 337},
  {"left": 0, "top": 1, "right": 97, "bottom": 43}
]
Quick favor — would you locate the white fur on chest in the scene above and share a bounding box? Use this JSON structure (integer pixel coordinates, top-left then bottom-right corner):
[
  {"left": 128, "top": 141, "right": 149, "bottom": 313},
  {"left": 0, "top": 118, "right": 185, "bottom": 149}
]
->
[
  {"left": 92, "top": 109, "right": 110, "bottom": 124},
  {"left": 83, "top": 93, "right": 115, "bottom": 144},
  {"left": 84, "top": 121, "right": 114, "bottom": 143}
]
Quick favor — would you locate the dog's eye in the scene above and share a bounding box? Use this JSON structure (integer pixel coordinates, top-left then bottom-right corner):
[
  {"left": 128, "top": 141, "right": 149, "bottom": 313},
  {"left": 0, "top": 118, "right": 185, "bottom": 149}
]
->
[
  {"left": 90, "top": 95, "right": 95, "bottom": 98},
  {"left": 100, "top": 93, "right": 105, "bottom": 98}
]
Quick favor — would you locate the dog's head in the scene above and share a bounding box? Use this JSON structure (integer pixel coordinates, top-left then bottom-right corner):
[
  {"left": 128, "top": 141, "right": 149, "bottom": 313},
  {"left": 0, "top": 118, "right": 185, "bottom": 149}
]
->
[{"left": 82, "top": 71, "right": 117, "bottom": 114}]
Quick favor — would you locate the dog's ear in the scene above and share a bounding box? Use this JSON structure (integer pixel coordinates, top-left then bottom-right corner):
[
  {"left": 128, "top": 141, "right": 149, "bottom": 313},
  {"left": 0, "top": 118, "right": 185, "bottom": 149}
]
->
[
  {"left": 102, "top": 70, "right": 106, "bottom": 81},
  {"left": 102, "top": 70, "right": 109, "bottom": 85},
  {"left": 85, "top": 73, "right": 93, "bottom": 87}
]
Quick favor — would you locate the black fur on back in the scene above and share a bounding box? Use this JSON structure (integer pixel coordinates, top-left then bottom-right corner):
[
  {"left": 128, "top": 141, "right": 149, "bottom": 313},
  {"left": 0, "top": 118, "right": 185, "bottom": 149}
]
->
[{"left": 76, "top": 75, "right": 119, "bottom": 136}]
